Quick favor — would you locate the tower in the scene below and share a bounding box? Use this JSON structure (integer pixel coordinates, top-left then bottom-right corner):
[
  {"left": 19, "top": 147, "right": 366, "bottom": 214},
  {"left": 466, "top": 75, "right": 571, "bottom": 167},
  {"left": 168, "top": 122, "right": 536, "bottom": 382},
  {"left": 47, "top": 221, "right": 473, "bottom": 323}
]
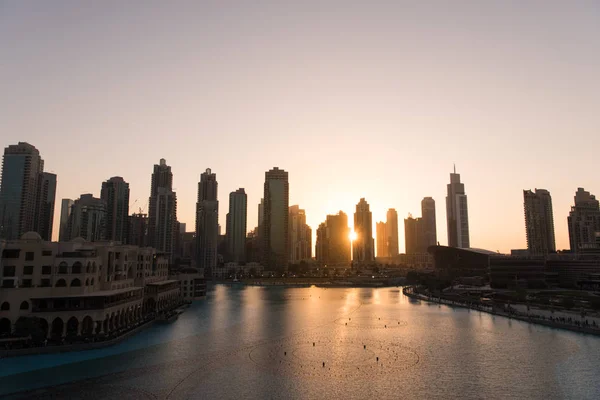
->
[
  {"left": 195, "top": 168, "right": 219, "bottom": 272},
  {"left": 101, "top": 176, "right": 130, "bottom": 243},
  {"left": 523, "top": 189, "right": 556, "bottom": 255},
  {"left": 446, "top": 166, "right": 470, "bottom": 248},
  {"left": 263, "top": 168, "right": 289, "bottom": 271}
]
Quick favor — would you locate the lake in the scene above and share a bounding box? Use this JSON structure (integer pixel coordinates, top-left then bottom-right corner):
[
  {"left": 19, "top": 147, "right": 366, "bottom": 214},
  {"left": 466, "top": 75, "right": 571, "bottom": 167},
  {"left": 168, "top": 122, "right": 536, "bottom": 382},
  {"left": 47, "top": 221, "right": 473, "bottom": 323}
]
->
[{"left": 1, "top": 285, "right": 599, "bottom": 399}]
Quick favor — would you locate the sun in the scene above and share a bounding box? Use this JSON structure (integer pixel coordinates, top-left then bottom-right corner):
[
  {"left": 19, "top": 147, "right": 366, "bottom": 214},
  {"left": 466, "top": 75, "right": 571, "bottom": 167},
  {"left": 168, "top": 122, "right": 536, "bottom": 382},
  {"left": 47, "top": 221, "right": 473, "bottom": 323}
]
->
[{"left": 349, "top": 231, "right": 357, "bottom": 241}]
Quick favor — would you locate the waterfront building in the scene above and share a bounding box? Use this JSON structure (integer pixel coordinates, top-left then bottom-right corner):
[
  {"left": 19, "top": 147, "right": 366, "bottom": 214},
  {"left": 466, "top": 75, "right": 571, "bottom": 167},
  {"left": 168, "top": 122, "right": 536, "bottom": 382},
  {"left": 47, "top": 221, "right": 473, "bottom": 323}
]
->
[
  {"left": 147, "top": 159, "right": 177, "bottom": 260},
  {"left": 386, "top": 209, "right": 399, "bottom": 257},
  {"left": 421, "top": 197, "right": 437, "bottom": 249},
  {"left": 0, "top": 143, "right": 56, "bottom": 241},
  {"left": 171, "top": 267, "right": 206, "bottom": 301},
  {"left": 195, "top": 169, "right": 219, "bottom": 274},
  {"left": 101, "top": 177, "right": 130, "bottom": 243},
  {"left": 353, "top": 198, "right": 374, "bottom": 263},
  {"left": 376, "top": 221, "right": 388, "bottom": 258},
  {"left": 226, "top": 188, "right": 247, "bottom": 263},
  {"left": 523, "top": 189, "right": 556, "bottom": 255},
  {"left": 59, "top": 199, "right": 74, "bottom": 242},
  {"left": 289, "top": 205, "right": 312, "bottom": 263},
  {"left": 446, "top": 166, "right": 470, "bottom": 248},
  {"left": 66, "top": 194, "right": 106, "bottom": 242},
  {"left": 263, "top": 168, "right": 289, "bottom": 271},
  {"left": 0, "top": 233, "right": 180, "bottom": 340},
  {"left": 568, "top": 188, "right": 600, "bottom": 253}
]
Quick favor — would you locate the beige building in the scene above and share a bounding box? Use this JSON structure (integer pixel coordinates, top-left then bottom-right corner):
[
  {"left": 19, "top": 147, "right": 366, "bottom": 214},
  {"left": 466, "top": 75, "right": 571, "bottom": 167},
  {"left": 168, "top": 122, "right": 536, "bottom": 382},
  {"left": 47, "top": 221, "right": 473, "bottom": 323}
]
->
[{"left": 0, "top": 232, "right": 180, "bottom": 342}]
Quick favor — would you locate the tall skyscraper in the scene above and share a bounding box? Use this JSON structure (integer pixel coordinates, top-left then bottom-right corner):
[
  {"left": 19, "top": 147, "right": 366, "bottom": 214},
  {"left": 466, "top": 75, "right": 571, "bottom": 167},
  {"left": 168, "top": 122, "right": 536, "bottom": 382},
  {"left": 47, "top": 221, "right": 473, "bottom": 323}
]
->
[
  {"left": 289, "top": 205, "right": 312, "bottom": 263},
  {"left": 386, "top": 208, "right": 399, "bottom": 256},
  {"left": 227, "top": 188, "right": 247, "bottom": 263},
  {"left": 316, "top": 211, "right": 350, "bottom": 266},
  {"left": 376, "top": 221, "right": 388, "bottom": 258},
  {"left": 258, "top": 198, "right": 264, "bottom": 228},
  {"left": 147, "top": 159, "right": 177, "bottom": 258},
  {"left": 101, "top": 176, "right": 130, "bottom": 243},
  {"left": 0, "top": 142, "right": 54, "bottom": 240},
  {"left": 404, "top": 214, "right": 423, "bottom": 255},
  {"left": 128, "top": 212, "right": 148, "bottom": 248},
  {"left": 568, "top": 188, "right": 600, "bottom": 253},
  {"left": 59, "top": 198, "right": 74, "bottom": 242},
  {"left": 196, "top": 168, "right": 219, "bottom": 272},
  {"left": 446, "top": 166, "right": 470, "bottom": 248},
  {"left": 421, "top": 197, "right": 437, "bottom": 249},
  {"left": 523, "top": 189, "right": 556, "bottom": 255},
  {"left": 66, "top": 194, "right": 106, "bottom": 242},
  {"left": 353, "top": 198, "right": 374, "bottom": 262},
  {"left": 263, "top": 167, "right": 289, "bottom": 271},
  {"left": 34, "top": 172, "right": 56, "bottom": 241}
]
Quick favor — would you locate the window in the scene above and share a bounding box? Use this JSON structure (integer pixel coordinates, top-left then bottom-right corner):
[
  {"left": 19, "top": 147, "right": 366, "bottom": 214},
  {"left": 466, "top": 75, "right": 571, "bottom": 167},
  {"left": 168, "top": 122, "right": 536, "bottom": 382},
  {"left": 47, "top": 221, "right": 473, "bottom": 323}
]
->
[
  {"left": 1, "top": 302, "right": 9, "bottom": 310},
  {"left": 72, "top": 262, "right": 82, "bottom": 274},
  {"left": 25, "top": 252, "right": 34, "bottom": 261},
  {"left": 42, "top": 265, "right": 51, "bottom": 275},
  {"left": 21, "top": 279, "right": 32, "bottom": 287},
  {"left": 55, "top": 279, "right": 67, "bottom": 287},
  {"left": 41, "top": 279, "right": 51, "bottom": 287},
  {"left": 2, "top": 249, "right": 20, "bottom": 258},
  {"left": 23, "top": 265, "right": 34, "bottom": 275},
  {"left": 3, "top": 266, "right": 16, "bottom": 277},
  {"left": 20, "top": 301, "right": 29, "bottom": 310},
  {"left": 58, "top": 262, "right": 68, "bottom": 274},
  {"left": 1, "top": 280, "right": 13, "bottom": 288},
  {"left": 42, "top": 250, "right": 52, "bottom": 256}
]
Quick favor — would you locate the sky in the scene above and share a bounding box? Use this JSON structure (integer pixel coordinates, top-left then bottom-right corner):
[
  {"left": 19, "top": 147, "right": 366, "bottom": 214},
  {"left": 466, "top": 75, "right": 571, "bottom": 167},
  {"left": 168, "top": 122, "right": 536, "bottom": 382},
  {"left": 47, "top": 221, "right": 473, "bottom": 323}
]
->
[{"left": 1, "top": 1, "right": 599, "bottom": 254}]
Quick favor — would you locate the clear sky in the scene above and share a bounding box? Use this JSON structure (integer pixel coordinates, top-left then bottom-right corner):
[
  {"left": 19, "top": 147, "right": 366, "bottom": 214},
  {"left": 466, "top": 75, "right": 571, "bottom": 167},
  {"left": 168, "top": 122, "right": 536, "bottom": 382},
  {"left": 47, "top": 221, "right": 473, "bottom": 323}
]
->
[{"left": 1, "top": 1, "right": 599, "bottom": 253}]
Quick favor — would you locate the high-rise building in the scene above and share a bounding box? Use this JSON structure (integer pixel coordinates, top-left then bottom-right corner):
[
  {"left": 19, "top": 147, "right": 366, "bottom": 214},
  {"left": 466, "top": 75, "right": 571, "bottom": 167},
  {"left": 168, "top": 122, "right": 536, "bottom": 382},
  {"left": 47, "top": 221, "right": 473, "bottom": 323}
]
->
[
  {"left": 147, "top": 159, "right": 177, "bottom": 258},
  {"left": 59, "top": 199, "right": 74, "bottom": 242},
  {"left": 128, "top": 213, "right": 148, "bottom": 248},
  {"left": 353, "top": 198, "right": 374, "bottom": 263},
  {"left": 568, "top": 188, "right": 600, "bottom": 253},
  {"left": 523, "top": 189, "right": 556, "bottom": 255},
  {"left": 195, "top": 168, "right": 219, "bottom": 272},
  {"left": 101, "top": 176, "right": 130, "bottom": 243},
  {"left": 227, "top": 188, "right": 247, "bottom": 263},
  {"left": 446, "top": 166, "right": 470, "bottom": 248},
  {"left": 386, "top": 208, "right": 399, "bottom": 256},
  {"left": 263, "top": 168, "right": 289, "bottom": 271},
  {"left": 0, "top": 142, "right": 54, "bottom": 240},
  {"left": 258, "top": 198, "right": 264, "bottom": 228},
  {"left": 404, "top": 214, "right": 423, "bottom": 255},
  {"left": 376, "top": 221, "right": 388, "bottom": 258},
  {"left": 67, "top": 194, "right": 106, "bottom": 242},
  {"left": 34, "top": 172, "right": 56, "bottom": 241},
  {"left": 421, "top": 197, "right": 437, "bottom": 249},
  {"left": 316, "top": 211, "right": 350, "bottom": 266},
  {"left": 289, "top": 205, "right": 312, "bottom": 263}
]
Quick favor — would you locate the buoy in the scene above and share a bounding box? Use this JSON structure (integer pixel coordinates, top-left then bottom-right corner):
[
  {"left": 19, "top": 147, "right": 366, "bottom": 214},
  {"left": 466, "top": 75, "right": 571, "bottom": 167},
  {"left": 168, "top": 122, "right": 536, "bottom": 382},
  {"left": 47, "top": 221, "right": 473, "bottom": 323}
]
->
[
  {"left": 385, "top": 325, "right": 387, "bottom": 328},
  {"left": 313, "top": 342, "right": 315, "bottom": 346},
  {"left": 323, "top": 362, "right": 325, "bottom": 367},
  {"left": 376, "top": 357, "right": 379, "bottom": 362},
  {"left": 364, "top": 344, "right": 366, "bottom": 349},
  {"left": 284, "top": 351, "right": 287, "bottom": 355}
]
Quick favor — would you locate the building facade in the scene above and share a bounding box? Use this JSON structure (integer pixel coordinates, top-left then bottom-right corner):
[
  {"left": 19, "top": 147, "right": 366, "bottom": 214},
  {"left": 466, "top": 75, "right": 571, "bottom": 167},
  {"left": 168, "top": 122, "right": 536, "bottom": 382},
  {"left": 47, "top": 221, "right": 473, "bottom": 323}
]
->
[
  {"left": 59, "top": 199, "right": 74, "bottom": 242},
  {"left": 128, "top": 213, "right": 148, "bottom": 248},
  {"left": 386, "top": 208, "right": 399, "bottom": 257},
  {"left": 263, "top": 168, "right": 289, "bottom": 271},
  {"left": 101, "top": 177, "right": 130, "bottom": 244},
  {"left": 568, "top": 188, "right": 600, "bottom": 253},
  {"left": 34, "top": 172, "right": 57, "bottom": 242},
  {"left": 289, "top": 205, "right": 311, "bottom": 263},
  {"left": 376, "top": 221, "right": 388, "bottom": 258},
  {"left": 226, "top": 188, "right": 247, "bottom": 263},
  {"left": 523, "top": 189, "right": 556, "bottom": 255},
  {"left": 421, "top": 197, "right": 437, "bottom": 249},
  {"left": 446, "top": 167, "right": 470, "bottom": 248},
  {"left": 404, "top": 215, "right": 423, "bottom": 255},
  {"left": 66, "top": 194, "right": 107, "bottom": 242},
  {"left": 147, "top": 159, "right": 177, "bottom": 260},
  {"left": 353, "top": 198, "right": 374, "bottom": 263},
  {"left": 195, "top": 169, "right": 219, "bottom": 273}
]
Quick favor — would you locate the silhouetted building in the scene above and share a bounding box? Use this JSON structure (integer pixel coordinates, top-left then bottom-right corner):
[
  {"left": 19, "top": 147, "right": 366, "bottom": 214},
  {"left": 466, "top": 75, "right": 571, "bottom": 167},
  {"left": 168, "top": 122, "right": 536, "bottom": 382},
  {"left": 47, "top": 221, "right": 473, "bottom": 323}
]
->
[
  {"left": 66, "top": 194, "right": 106, "bottom": 242},
  {"left": 523, "top": 189, "right": 556, "bottom": 255},
  {"left": 421, "top": 197, "right": 437, "bottom": 249},
  {"left": 227, "top": 188, "right": 247, "bottom": 263},
  {"left": 263, "top": 168, "right": 289, "bottom": 271},
  {"left": 404, "top": 214, "right": 423, "bottom": 255},
  {"left": 446, "top": 166, "right": 470, "bottom": 248},
  {"left": 128, "top": 213, "right": 148, "bottom": 247},
  {"left": 0, "top": 142, "right": 55, "bottom": 241},
  {"left": 376, "top": 221, "right": 388, "bottom": 257},
  {"left": 147, "top": 159, "right": 177, "bottom": 259},
  {"left": 196, "top": 168, "right": 219, "bottom": 273},
  {"left": 59, "top": 198, "right": 73, "bottom": 242},
  {"left": 386, "top": 208, "right": 399, "bottom": 257},
  {"left": 568, "top": 188, "right": 600, "bottom": 253},
  {"left": 289, "top": 205, "right": 312, "bottom": 262},
  {"left": 316, "top": 211, "right": 350, "bottom": 266},
  {"left": 353, "top": 198, "right": 374, "bottom": 263},
  {"left": 101, "top": 176, "right": 130, "bottom": 243}
]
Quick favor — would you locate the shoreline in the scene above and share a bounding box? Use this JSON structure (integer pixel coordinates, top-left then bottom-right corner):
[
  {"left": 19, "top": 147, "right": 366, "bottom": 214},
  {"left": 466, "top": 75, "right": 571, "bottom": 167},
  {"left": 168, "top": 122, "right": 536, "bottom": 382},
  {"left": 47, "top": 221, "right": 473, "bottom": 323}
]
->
[{"left": 402, "top": 286, "right": 600, "bottom": 337}]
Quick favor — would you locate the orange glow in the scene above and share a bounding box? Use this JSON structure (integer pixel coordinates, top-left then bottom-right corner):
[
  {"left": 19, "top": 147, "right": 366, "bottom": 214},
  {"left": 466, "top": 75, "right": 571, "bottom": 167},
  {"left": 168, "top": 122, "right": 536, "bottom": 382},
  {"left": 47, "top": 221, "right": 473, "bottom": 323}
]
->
[{"left": 349, "top": 231, "right": 357, "bottom": 241}]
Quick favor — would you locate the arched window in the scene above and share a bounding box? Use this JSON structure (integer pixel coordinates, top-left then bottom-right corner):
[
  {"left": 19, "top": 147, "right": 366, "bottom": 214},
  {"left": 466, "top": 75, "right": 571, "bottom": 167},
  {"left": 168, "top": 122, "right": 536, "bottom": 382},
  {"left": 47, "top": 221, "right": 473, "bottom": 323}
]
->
[
  {"left": 55, "top": 279, "right": 67, "bottom": 287},
  {"left": 90, "top": 278, "right": 94, "bottom": 285},
  {"left": 0, "top": 302, "right": 9, "bottom": 311},
  {"left": 19, "top": 301, "right": 29, "bottom": 310},
  {"left": 85, "top": 279, "right": 89, "bottom": 286},
  {"left": 86, "top": 262, "right": 91, "bottom": 273},
  {"left": 58, "top": 262, "right": 68, "bottom": 274},
  {"left": 72, "top": 262, "right": 82, "bottom": 274},
  {"left": 70, "top": 278, "right": 81, "bottom": 287}
]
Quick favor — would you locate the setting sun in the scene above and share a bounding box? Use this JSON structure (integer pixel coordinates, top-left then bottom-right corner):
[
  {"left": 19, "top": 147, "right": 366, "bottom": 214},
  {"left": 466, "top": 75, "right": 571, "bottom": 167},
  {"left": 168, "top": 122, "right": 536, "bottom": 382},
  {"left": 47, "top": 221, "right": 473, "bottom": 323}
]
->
[{"left": 349, "top": 231, "right": 357, "bottom": 241}]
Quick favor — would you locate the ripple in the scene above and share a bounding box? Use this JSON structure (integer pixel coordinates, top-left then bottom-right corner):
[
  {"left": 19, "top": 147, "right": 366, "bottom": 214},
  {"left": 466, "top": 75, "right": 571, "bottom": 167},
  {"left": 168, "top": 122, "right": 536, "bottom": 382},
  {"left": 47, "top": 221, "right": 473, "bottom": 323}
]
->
[{"left": 334, "top": 316, "right": 408, "bottom": 329}]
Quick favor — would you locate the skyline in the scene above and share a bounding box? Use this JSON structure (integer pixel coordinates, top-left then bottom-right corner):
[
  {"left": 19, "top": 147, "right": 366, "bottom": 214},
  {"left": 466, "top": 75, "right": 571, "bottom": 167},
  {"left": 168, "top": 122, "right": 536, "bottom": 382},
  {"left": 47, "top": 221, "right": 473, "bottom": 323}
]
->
[{"left": 2, "top": 2, "right": 599, "bottom": 253}]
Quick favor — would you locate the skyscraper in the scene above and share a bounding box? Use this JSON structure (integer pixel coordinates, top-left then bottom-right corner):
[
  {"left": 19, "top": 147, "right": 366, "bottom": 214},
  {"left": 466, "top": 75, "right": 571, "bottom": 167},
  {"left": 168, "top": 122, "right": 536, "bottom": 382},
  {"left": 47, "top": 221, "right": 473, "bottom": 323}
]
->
[
  {"left": 128, "top": 212, "right": 148, "bottom": 248},
  {"left": 421, "top": 197, "right": 437, "bottom": 249},
  {"left": 316, "top": 211, "right": 350, "bottom": 266},
  {"left": 353, "top": 198, "right": 374, "bottom": 263},
  {"left": 59, "top": 198, "right": 74, "bottom": 242},
  {"left": 404, "top": 214, "right": 423, "bottom": 255},
  {"left": 196, "top": 168, "right": 219, "bottom": 272},
  {"left": 289, "top": 205, "right": 312, "bottom": 263},
  {"left": 523, "top": 189, "right": 556, "bottom": 255},
  {"left": 227, "top": 188, "right": 247, "bottom": 263},
  {"left": 568, "top": 188, "right": 600, "bottom": 253},
  {"left": 376, "top": 221, "right": 388, "bottom": 258},
  {"left": 147, "top": 159, "right": 177, "bottom": 258},
  {"left": 386, "top": 208, "right": 399, "bottom": 256},
  {"left": 0, "top": 142, "right": 53, "bottom": 240},
  {"left": 66, "top": 194, "right": 106, "bottom": 242},
  {"left": 101, "top": 176, "right": 130, "bottom": 243},
  {"left": 263, "top": 167, "right": 289, "bottom": 271},
  {"left": 446, "top": 167, "right": 470, "bottom": 248}
]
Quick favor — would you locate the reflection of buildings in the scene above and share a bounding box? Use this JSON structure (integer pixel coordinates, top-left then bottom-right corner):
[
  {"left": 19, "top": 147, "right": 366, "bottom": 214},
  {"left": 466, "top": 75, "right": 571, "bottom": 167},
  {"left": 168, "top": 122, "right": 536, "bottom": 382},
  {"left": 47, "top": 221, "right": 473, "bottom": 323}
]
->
[
  {"left": 568, "top": 188, "right": 600, "bottom": 253},
  {"left": 289, "top": 205, "right": 312, "bottom": 263},
  {"left": 316, "top": 211, "right": 351, "bottom": 266},
  {"left": 263, "top": 168, "right": 289, "bottom": 271},
  {"left": 0, "top": 233, "right": 181, "bottom": 341},
  {"left": 523, "top": 189, "right": 556, "bottom": 255},
  {"left": 353, "top": 198, "right": 374, "bottom": 263},
  {"left": 446, "top": 167, "right": 470, "bottom": 248}
]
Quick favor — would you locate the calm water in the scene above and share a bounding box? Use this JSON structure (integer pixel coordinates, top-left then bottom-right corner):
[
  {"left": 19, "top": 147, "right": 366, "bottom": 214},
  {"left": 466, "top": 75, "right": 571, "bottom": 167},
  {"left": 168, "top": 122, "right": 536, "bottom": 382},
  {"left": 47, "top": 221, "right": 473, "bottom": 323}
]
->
[{"left": 1, "top": 285, "right": 599, "bottom": 399}]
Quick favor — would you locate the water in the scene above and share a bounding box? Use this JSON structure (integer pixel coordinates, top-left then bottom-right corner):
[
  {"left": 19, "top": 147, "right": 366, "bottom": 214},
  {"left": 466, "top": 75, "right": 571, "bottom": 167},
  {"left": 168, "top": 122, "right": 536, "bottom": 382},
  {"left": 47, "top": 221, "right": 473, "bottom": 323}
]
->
[{"left": 1, "top": 285, "right": 599, "bottom": 399}]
